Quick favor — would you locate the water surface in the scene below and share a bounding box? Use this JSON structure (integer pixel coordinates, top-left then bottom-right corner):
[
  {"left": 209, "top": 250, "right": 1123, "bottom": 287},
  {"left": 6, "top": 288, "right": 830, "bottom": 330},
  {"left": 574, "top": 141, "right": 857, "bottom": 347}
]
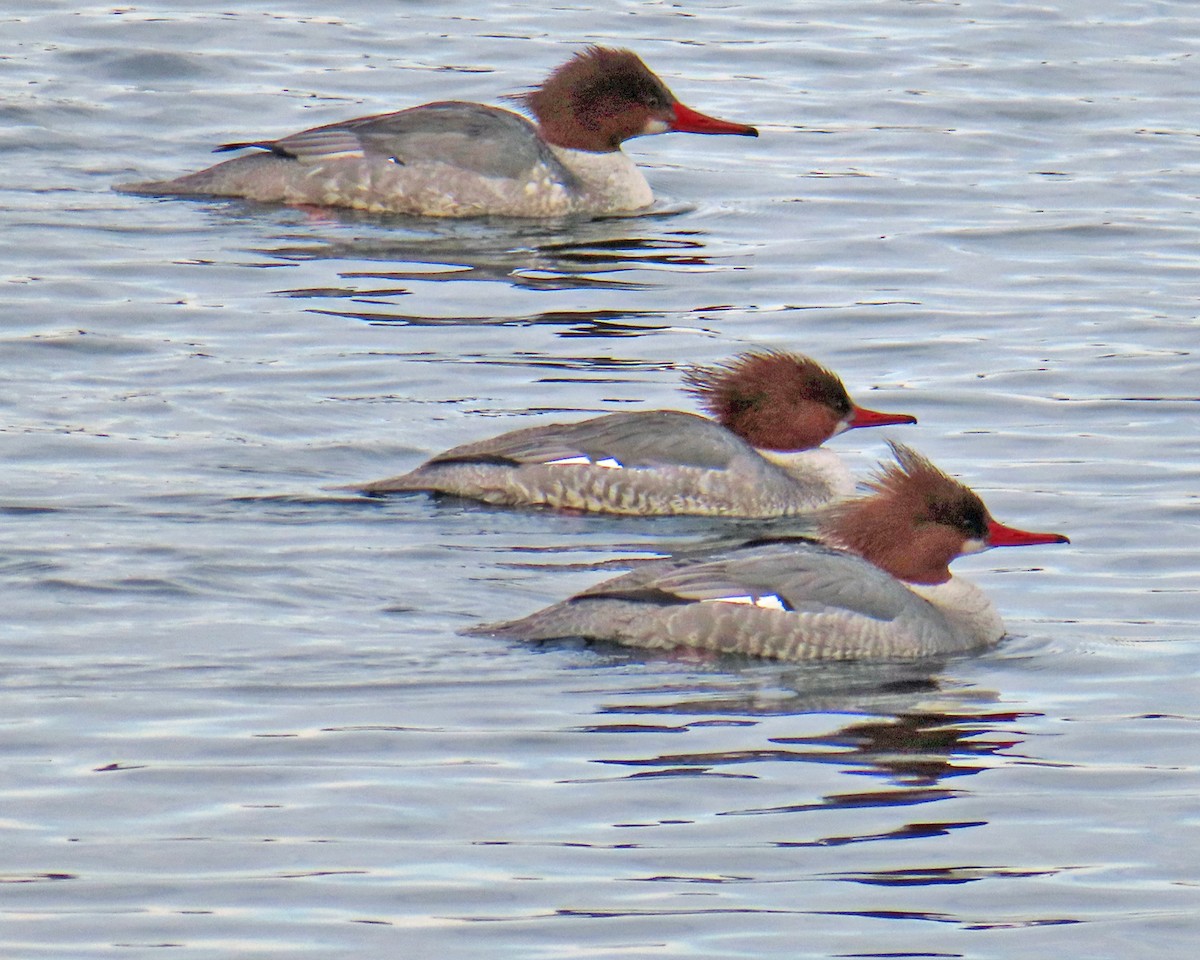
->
[{"left": 2, "top": 1, "right": 1198, "bottom": 957}]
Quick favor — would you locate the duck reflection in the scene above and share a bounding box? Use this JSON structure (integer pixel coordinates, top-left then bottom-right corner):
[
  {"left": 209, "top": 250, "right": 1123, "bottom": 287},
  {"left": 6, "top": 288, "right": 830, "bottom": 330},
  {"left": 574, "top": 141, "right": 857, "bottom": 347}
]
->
[
  {"left": 245, "top": 210, "right": 723, "bottom": 333},
  {"left": 772, "top": 706, "right": 1030, "bottom": 788},
  {"left": 581, "top": 664, "right": 1035, "bottom": 813}
]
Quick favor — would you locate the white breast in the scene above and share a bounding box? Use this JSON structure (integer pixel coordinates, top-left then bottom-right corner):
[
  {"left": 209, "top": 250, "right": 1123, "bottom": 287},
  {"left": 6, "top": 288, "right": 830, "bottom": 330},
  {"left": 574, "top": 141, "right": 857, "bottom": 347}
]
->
[
  {"left": 757, "top": 448, "right": 857, "bottom": 501},
  {"left": 549, "top": 146, "right": 655, "bottom": 212},
  {"left": 907, "top": 576, "right": 1005, "bottom": 646}
]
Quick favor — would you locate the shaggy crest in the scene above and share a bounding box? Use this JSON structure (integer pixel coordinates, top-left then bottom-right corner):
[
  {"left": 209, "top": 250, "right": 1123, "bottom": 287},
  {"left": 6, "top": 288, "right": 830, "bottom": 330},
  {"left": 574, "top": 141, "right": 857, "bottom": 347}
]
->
[
  {"left": 682, "top": 350, "right": 852, "bottom": 451},
  {"left": 822, "top": 441, "right": 991, "bottom": 584},
  {"left": 512, "top": 46, "right": 677, "bottom": 149},
  {"left": 866, "top": 442, "right": 990, "bottom": 538}
]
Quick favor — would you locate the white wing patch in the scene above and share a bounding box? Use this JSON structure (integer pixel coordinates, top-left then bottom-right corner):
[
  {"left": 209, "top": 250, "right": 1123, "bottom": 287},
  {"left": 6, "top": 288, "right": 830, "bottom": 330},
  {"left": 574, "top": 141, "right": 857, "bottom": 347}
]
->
[
  {"left": 701, "top": 594, "right": 788, "bottom": 611},
  {"left": 545, "top": 455, "right": 624, "bottom": 469}
]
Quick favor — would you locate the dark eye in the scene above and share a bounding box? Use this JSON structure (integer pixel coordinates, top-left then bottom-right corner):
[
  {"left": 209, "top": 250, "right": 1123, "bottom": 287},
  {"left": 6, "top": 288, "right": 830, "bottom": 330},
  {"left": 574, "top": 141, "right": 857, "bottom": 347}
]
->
[
  {"left": 806, "top": 378, "right": 851, "bottom": 417},
  {"left": 631, "top": 79, "right": 671, "bottom": 109},
  {"left": 925, "top": 492, "right": 989, "bottom": 539}
]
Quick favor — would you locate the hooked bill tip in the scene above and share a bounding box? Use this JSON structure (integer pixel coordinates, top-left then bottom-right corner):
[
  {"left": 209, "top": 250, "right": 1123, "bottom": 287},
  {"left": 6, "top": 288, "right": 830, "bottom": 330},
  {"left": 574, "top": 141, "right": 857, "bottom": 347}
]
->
[
  {"left": 987, "top": 519, "right": 1070, "bottom": 548},
  {"left": 671, "top": 102, "right": 759, "bottom": 137}
]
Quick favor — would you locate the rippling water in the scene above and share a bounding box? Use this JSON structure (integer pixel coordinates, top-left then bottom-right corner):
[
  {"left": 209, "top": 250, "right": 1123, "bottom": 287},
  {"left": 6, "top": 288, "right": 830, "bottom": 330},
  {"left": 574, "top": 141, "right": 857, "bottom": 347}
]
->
[{"left": 3, "top": 1, "right": 1198, "bottom": 957}]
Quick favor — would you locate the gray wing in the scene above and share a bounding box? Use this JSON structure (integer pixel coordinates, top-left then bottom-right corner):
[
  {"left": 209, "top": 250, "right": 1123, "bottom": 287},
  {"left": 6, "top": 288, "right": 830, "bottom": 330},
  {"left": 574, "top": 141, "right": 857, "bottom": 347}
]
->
[
  {"left": 585, "top": 541, "right": 932, "bottom": 624},
  {"left": 427, "top": 411, "right": 762, "bottom": 472},
  {"left": 225, "top": 102, "right": 567, "bottom": 182}
]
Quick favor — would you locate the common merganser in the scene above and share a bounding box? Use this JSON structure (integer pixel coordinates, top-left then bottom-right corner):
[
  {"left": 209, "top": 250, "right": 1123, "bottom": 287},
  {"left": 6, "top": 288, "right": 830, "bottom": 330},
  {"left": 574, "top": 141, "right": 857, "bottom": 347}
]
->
[
  {"left": 477, "top": 442, "right": 1069, "bottom": 659},
  {"left": 353, "top": 350, "right": 916, "bottom": 517},
  {"left": 117, "top": 46, "right": 759, "bottom": 217}
]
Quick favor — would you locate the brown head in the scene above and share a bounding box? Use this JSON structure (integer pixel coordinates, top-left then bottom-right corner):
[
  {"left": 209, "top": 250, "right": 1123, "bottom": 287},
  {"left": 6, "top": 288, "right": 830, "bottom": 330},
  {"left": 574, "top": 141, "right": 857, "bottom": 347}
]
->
[
  {"left": 520, "top": 46, "right": 758, "bottom": 152},
  {"left": 821, "top": 442, "right": 1070, "bottom": 585},
  {"left": 682, "top": 350, "right": 916, "bottom": 452}
]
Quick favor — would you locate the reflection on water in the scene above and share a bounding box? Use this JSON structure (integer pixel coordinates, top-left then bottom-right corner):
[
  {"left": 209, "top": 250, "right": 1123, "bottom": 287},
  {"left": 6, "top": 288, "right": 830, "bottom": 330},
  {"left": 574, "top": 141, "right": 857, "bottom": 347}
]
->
[
  {"left": 774, "top": 707, "right": 1032, "bottom": 786},
  {"left": 309, "top": 305, "right": 685, "bottom": 336},
  {"left": 832, "top": 863, "right": 1060, "bottom": 887},
  {"left": 230, "top": 208, "right": 733, "bottom": 332},
  {"left": 265, "top": 232, "right": 712, "bottom": 287},
  {"left": 586, "top": 663, "right": 1019, "bottom": 794},
  {"left": 461, "top": 662, "right": 1086, "bottom": 931}
]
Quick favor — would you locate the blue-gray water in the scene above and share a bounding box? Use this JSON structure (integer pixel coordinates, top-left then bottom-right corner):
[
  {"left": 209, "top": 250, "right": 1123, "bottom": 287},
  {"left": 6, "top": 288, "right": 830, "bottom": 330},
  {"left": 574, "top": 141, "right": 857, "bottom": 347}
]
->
[{"left": 2, "top": 1, "right": 1197, "bottom": 957}]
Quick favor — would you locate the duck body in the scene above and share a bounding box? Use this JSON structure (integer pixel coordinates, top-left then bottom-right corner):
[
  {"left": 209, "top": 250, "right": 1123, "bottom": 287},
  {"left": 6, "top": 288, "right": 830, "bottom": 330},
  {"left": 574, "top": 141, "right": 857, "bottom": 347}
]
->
[
  {"left": 117, "top": 47, "right": 758, "bottom": 217},
  {"left": 352, "top": 351, "right": 917, "bottom": 517},
  {"left": 120, "top": 102, "right": 650, "bottom": 217},
  {"left": 476, "top": 442, "right": 1069, "bottom": 660},
  {"left": 359, "top": 410, "right": 850, "bottom": 517},
  {"left": 485, "top": 539, "right": 1002, "bottom": 660}
]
